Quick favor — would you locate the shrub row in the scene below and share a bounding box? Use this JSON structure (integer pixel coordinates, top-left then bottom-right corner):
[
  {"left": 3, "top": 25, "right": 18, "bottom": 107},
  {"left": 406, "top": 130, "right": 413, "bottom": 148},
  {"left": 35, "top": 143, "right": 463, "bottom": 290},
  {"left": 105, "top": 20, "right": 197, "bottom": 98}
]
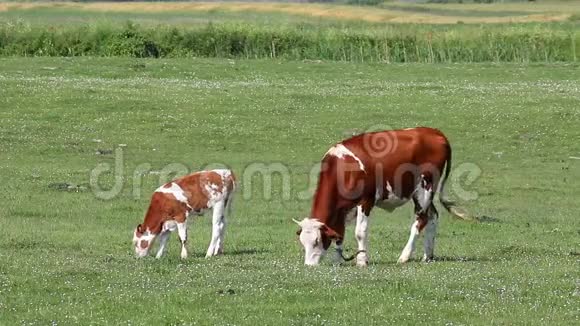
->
[{"left": 0, "top": 21, "right": 578, "bottom": 62}]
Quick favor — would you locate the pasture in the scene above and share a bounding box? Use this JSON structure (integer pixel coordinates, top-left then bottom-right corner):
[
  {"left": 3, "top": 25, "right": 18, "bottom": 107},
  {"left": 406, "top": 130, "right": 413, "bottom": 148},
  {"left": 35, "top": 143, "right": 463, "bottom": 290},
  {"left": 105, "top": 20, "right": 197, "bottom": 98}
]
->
[
  {"left": 1, "top": 0, "right": 580, "bottom": 324},
  {"left": 0, "top": 57, "right": 579, "bottom": 324}
]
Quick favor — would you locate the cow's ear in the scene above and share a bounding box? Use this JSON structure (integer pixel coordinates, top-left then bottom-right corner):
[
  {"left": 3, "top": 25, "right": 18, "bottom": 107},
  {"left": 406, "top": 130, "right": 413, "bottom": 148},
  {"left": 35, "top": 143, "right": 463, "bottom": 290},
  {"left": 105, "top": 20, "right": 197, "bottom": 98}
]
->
[
  {"left": 136, "top": 224, "right": 143, "bottom": 235},
  {"left": 296, "top": 228, "right": 302, "bottom": 236},
  {"left": 321, "top": 225, "right": 341, "bottom": 241}
]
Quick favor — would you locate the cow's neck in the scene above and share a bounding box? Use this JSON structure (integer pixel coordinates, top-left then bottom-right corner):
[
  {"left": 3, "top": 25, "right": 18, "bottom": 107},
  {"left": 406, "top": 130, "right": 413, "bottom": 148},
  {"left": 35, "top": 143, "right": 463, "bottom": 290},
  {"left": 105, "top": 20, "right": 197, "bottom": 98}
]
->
[
  {"left": 143, "top": 203, "right": 164, "bottom": 234},
  {"left": 309, "top": 175, "right": 339, "bottom": 229}
]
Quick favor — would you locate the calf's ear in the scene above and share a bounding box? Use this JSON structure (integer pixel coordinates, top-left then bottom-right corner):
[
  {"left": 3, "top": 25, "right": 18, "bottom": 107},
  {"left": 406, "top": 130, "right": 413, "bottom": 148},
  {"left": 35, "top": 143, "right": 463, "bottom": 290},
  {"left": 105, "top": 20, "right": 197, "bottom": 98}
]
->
[
  {"left": 296, "top": 229, "right": 302, "bottom": 236},
  {"left": 136, "top": 224, "right": 143, "bottom": 235}
]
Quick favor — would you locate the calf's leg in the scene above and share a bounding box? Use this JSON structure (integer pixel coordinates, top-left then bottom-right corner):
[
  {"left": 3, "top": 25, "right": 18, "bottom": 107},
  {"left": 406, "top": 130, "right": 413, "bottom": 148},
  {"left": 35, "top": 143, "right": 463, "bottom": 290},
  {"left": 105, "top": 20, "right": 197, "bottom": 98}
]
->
[
  {"left": 206, "top": 200, "right": 226, "bottom": 257},
  {"left": 155, "top": 231, "right": 170, "bottom": 259}
]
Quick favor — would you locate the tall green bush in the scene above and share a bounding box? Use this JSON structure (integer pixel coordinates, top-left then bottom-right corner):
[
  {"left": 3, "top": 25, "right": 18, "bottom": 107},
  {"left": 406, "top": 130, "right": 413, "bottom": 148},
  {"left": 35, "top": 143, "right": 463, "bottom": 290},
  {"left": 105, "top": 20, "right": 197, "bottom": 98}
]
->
[{"left": 0, "top": 21, "right": 577, "bottom": 62}]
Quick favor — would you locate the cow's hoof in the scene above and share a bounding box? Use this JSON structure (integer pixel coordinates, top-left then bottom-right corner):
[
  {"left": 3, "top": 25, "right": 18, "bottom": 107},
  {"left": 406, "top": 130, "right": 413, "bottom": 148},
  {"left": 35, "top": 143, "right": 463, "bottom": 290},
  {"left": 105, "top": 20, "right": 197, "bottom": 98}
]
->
[
  {"left": 206, "top": 248, "right": 223, "bottom": 258},
  {"left": 356, "top": 254, "right": 369, "bottom": 267},
  {"left": 356, "top": 260, "right": 369, "bottom": 267},
  {"left": 422, "top": 255, "right": 434, "bottom": 263}
]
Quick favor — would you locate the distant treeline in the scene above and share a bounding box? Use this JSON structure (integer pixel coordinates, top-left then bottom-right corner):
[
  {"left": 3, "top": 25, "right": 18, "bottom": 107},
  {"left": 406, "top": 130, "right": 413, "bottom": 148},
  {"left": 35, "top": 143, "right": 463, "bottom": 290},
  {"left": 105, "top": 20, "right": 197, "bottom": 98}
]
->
[
  {"left": 0, "top": 0, "right": 540, "bottom": 4},
  {"left": 0, "top": 22, "right": 578, "bottom": 62}
]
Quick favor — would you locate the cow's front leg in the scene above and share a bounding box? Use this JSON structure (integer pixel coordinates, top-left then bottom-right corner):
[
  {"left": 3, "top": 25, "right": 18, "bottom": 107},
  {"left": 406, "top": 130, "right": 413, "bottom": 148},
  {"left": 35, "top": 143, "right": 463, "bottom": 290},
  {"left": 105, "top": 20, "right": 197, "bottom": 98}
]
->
[
  {"left": 155, "top": 231, "right": 170, "bottom": 259},
  {"left": 333, "top": 240, "right": 345, "bottom": 264},
  {"left": 355, "top": 205, "right": 370, "bottom": 267},
  {"left": 177, "top": 222, "right": 188, "bottom": 260}
]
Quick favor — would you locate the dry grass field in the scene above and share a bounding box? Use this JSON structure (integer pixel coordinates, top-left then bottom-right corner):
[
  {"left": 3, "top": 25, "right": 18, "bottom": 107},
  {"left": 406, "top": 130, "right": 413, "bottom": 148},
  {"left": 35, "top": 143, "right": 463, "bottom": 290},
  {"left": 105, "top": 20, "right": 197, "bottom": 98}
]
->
[{"left": 0, "top": 1, "right": 579, "bottom": 24}]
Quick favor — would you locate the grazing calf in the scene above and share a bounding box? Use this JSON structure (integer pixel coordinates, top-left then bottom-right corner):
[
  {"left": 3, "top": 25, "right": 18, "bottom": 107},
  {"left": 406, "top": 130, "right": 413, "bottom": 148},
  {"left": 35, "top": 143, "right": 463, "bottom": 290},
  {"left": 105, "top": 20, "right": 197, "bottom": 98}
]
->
[
  {"left": 294, "top": 127, "right": 470, "bottom": 266},
  {"left": 133, "top": 169, "right": 235, "bottom": 259}
]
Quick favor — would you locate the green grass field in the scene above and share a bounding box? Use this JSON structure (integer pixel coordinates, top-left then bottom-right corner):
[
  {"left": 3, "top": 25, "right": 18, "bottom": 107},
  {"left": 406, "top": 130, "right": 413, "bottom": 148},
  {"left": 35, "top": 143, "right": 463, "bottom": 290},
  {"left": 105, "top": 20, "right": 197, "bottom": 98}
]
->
[{"left": 0, "top": 57, "right": 579, "bottom": 324}]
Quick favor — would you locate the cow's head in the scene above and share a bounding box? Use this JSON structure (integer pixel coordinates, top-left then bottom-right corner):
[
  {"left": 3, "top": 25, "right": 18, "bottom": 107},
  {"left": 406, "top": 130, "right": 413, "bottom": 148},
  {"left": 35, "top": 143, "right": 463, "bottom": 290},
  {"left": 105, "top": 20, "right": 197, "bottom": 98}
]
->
[
  {"left": 293, "top": 218, "right": 340, "bottom": 266},
  {"left": 132, "top": 224, "right": 156, "bottom": 258}
]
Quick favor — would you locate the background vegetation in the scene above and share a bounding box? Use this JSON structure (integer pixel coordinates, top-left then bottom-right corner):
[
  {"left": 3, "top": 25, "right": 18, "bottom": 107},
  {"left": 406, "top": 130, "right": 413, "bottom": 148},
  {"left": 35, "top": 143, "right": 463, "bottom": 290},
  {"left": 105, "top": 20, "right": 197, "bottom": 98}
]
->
[{"left": 1, "top": 1, "right": 580, "bottom": 62}]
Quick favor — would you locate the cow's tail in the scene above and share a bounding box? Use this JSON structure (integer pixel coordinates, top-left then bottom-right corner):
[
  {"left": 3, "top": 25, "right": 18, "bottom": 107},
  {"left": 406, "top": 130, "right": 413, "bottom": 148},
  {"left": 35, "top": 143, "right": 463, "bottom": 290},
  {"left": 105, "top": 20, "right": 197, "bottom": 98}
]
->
[{"left": 437, "top": 143, "right": 473, "bottom": 221}]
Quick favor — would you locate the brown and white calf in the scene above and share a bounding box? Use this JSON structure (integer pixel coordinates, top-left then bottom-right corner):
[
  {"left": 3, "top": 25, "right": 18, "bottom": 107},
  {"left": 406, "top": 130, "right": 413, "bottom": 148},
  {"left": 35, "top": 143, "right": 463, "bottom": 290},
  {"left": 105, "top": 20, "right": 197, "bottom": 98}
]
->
[
  {"left": 133, "top": 169, "right": 235, "bottom": 259},
  {"left": 294, "top": 127, "right": 469, "bottom": 266}
]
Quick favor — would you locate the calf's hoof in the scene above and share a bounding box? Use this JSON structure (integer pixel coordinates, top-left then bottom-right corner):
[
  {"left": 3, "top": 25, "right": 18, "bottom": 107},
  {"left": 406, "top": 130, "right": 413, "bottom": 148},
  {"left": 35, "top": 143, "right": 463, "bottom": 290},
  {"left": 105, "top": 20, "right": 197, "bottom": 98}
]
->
[{"left": 397, "top": 256, "right": 410, "bottom": 264}]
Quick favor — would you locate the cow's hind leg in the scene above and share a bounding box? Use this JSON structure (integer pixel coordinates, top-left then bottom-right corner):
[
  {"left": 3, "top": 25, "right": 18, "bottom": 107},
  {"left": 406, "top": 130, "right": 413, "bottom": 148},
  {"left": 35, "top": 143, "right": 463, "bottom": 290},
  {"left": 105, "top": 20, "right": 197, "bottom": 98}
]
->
[
  {"left": 398, "top": 176, "right": 434, "bottom": 264},
  {"left": 423, "top": 204, "right": 438, "bottom": 262},
  {"left": 206, "top": 199, "right": 226, "bottom": 257},
  {"left": 398, "top": 215, "right": 425, "bottom": 264}
]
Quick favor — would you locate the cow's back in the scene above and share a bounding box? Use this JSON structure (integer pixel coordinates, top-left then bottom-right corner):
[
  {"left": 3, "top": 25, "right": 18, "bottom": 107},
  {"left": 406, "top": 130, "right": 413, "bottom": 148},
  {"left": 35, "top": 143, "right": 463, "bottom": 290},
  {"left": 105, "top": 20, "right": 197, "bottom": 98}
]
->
[
  {"left": 330, "top": 127, "right": 450, "bottom": 204},
  {"left": 341, "top": 127, "right": 447, "bottom": 163}
]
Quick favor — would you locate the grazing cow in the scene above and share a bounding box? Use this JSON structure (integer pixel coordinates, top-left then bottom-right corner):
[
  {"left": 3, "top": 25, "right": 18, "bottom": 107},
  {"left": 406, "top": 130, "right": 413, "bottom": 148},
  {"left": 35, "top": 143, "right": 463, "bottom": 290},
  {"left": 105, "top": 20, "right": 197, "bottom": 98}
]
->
[
  {"left": 294, "top": 127, "right": 470, "bottom": 266},
  {"left": 133, "top": 169, "right": 235, "bottom": 259}
]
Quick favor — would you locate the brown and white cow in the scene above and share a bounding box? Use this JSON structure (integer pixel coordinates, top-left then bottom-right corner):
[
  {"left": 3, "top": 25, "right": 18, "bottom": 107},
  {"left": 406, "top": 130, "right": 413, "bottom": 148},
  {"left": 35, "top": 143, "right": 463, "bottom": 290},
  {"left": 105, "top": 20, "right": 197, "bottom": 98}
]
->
[
  {"left": 294, "top": 127, "right": 470, "bottom": 266},
  {"left": 133, "top": 169, "right": 235, "bottom": 259}
]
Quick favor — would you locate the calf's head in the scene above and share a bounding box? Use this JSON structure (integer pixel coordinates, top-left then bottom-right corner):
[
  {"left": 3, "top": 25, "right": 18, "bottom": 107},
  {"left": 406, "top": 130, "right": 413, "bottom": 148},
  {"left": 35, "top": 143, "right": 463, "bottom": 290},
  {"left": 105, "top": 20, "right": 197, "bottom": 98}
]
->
[
  {"left": 293, "top": 218, "right": 339, "bottom": 266},
  {"left": 132, "top": 224, "right": 157, "bottom": 258}
]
